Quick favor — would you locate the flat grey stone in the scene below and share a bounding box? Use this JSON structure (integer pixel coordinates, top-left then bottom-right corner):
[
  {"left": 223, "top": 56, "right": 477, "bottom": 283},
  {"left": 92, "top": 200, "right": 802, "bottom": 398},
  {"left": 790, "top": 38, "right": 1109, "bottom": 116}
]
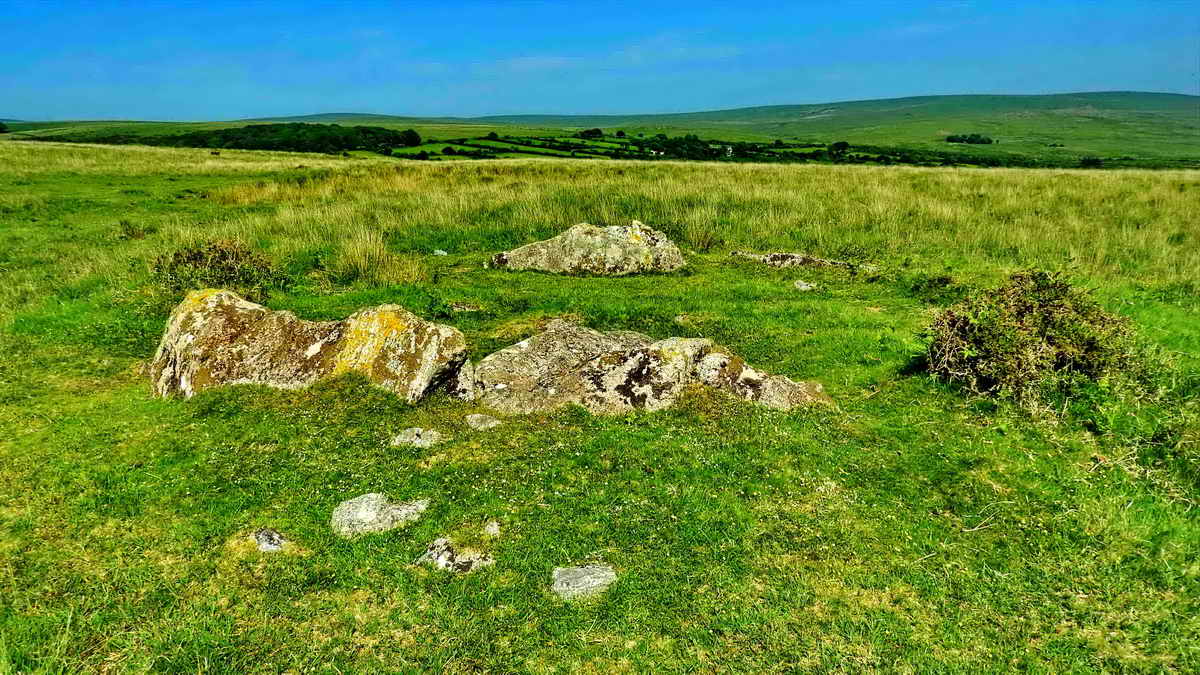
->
[
  {"left": 466, "top": 413, "right": 502, "bottom": 430},
  {"left": 391, "top": 427, "right": 444, "bottom": 448},
  {"left": 793, "top": 280, "right": 817, "bottom": 292},
  {"left": 253, "top": 528, "right": 286, "bottom": 553},
  {"left": 331, "top": 493, "right": 428, "bottom": 539},
  {"left": 551, "top": 564, "right": 617, "bottom": 600}
]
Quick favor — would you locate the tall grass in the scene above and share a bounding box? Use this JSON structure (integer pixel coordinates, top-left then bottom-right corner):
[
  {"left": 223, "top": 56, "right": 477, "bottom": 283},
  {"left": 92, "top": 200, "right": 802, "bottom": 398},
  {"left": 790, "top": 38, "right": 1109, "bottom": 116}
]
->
[{"left": 212, "top": 160, "right": 1200, "bottom": 283}]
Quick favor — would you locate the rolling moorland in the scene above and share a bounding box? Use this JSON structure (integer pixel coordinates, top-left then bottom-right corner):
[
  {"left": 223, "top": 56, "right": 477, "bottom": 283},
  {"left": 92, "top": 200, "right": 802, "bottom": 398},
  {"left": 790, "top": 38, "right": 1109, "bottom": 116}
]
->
[
  {"left": 0, "top": 105, "right": 1198, "bottom": 671},
  {"left": 7, "top": 91, "right": 1200, "bottom": 168}
]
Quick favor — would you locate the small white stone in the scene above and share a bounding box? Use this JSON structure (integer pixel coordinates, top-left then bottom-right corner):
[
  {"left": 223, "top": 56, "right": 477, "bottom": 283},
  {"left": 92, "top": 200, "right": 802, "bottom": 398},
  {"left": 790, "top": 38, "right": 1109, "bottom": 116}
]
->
[
  {"left": 483, "top": 521, "right": 501, "bottom": 537},
  {"left": 253, "top": 528, "right": 286, "bottom": 553},
  {"left": 794, "top": 280, "right": 817, "bottom": 292},
  {"left": 433, "top": 249, "right": 449, "bottom": 256}
]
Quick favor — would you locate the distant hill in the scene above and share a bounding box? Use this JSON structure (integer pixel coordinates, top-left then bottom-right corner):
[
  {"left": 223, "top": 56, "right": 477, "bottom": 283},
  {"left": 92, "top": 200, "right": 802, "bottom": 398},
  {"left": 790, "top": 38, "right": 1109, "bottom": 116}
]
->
[{"left": 7, "top": 92, "right": 1198, "bottom": 162}]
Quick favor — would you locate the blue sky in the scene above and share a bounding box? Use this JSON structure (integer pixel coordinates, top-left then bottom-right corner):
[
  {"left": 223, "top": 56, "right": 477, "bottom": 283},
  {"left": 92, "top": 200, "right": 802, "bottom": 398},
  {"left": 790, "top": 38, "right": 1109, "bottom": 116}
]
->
[{"left": 3, "top": 0, "right": 1197, "bottom": 120}]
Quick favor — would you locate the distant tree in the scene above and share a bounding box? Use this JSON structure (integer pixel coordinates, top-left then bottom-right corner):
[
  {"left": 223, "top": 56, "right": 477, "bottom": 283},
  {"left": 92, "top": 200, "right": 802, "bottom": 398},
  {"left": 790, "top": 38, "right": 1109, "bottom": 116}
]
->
[
  {"left": 415, "top": 151, "right": 430, "bottom": 160},
  {"left": 0, "top": 122, "right": 9, "bottom": 134},
  {"left": 443, "top": 146, "right": 456, "bottom": 156},
  {"left": 486, "top": 131, "right": 500, "bottom": 140},
  {"left": 772, "top": 139, "right": 785, "bottom": 148},
  {"left": 579, "top": 128, "right": 604, "bottom": 139},
  {"left": 615, "top": 130, "right": 626, "bottom": 138},
  {"left": 828, "top": 141, "right": 850, "bottom": 160},
  {"left": 1080, "top": 156, "right": 1104, "bottom": 168},
  {"left": 397, "top": 129, "right": 421, "bottom": 147}
]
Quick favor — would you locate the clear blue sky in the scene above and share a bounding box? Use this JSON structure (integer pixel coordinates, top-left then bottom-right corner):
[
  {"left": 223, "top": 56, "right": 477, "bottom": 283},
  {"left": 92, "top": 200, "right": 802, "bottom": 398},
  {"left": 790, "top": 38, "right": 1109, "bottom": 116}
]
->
[{"left": 3, "top": 0, "right": 1197, "bottom": 120}]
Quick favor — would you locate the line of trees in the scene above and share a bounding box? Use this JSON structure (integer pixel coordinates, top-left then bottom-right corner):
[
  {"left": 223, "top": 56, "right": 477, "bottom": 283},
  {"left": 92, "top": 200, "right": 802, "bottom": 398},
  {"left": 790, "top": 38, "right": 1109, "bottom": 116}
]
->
[
  {"left": 946, "top": 133, "right": 994, "bottom": 145},
  {"left": 28, "top": 123, "right": 423, "bottom": 154}
]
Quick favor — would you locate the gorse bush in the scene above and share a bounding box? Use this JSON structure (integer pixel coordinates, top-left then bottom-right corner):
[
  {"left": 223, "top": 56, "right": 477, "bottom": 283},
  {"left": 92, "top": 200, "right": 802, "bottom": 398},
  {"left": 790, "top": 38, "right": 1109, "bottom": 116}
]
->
[
  {"left": 151, "top": 240, "right": 290, "bottom": 302},
  {"left": 925, "top": 270, "right": 1144, "bottom": 403}
]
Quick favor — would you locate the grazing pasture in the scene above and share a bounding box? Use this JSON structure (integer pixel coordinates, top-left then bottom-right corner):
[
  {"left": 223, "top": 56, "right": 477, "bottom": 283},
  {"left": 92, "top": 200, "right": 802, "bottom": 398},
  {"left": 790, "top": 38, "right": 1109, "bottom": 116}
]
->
[{"left": 0, "top": 140, "right": 1197, "bottom": 672}]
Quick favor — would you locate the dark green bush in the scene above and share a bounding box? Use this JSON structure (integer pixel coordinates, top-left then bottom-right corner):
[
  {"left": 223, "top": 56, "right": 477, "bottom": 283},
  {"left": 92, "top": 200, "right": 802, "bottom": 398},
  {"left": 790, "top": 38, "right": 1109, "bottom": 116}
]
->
[
  {"left": 925, "top": 270, "right": 1143, "bottom": 401},
  {"left": 947, "top": 133, "right": 994, "bottom": 144},
  {"left": 151, "top": 240, "right": 290, "bottom": 302}
]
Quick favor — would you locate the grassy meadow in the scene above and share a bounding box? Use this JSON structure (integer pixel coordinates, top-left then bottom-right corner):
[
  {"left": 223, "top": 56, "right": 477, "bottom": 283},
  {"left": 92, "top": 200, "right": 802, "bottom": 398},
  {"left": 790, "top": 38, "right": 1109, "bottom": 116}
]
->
[{"left": 1, "top": 139, "right": 1198, "bottom": 672}]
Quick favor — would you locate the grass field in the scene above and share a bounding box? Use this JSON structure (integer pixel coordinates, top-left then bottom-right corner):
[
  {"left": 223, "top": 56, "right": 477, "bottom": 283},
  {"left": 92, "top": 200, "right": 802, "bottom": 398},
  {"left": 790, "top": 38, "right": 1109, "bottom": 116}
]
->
[{"left": 0, "top": 139, "right": 1197, "bottom": 671}]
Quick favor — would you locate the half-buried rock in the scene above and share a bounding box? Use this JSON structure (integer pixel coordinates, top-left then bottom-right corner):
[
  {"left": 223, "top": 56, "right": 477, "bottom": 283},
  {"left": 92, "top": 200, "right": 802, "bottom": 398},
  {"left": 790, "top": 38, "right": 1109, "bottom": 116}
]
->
[
  {"left": 491, "top": 221, "right": 685, "bottom": 276},
  {"left": 331, "top": 493, "right": 428, "bottom": 538},
  {"left": 150, "top": 289, "right": 467, "bottom": 402},
  {"left": 458, "top": 319, "right": 831, "bottom": 414}
]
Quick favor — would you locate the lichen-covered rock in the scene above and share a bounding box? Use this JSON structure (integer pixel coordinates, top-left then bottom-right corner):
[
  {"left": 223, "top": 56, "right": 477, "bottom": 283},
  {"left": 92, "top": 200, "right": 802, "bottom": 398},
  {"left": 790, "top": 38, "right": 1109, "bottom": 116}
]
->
[
  {"left": 551, "top": 564, "right": 617, "bottom": 600},
  {"left": 696, "top": 352, "right": 832, "bottom": 410},
  {"left": 461, "top": 319, "right": 831, "bottom": 414},
  {"left": 415, "top": 538, "right": 494, "bottom": 572},
  {"left": 391, "top": 427, "right": 444, "bottom": 448},
  {"left": 491, "top": 221, "right": 685, "bottom": 276},
  {"left": 331, "top": 493, "right": 428, "bottom": 538},
  {"left": 464, "top": 319, "right": 652, "bottom": 413},
  {"left": 150, "top": 289, "right": 467, "bottom": 402}
]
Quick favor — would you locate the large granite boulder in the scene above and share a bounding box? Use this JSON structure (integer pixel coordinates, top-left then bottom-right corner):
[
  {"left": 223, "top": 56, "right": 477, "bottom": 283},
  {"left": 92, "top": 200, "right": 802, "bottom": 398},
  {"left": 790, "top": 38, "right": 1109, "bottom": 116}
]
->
[
  {"left": 150, "top": 289, "right": 467, "bottom": 402},
  {"left": 458, "top": 319, "right": 831, "bottom": 414},
  {"left": 491, "top": 221, "right": 685, "bottom": 276}
]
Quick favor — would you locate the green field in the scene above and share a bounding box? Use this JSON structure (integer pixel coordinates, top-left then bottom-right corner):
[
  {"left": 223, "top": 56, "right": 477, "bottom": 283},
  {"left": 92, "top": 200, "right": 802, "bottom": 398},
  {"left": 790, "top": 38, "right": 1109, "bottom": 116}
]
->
[{"left": 0, "top": 139, "right": 1197, "bottom": 671}]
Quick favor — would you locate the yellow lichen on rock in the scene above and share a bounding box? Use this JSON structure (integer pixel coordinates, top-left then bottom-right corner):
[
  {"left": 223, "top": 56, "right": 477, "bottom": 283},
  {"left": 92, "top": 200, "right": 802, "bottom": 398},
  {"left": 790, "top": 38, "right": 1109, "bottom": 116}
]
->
[{"left": 332, "top": 307, "right": 412, "bottom": 376}]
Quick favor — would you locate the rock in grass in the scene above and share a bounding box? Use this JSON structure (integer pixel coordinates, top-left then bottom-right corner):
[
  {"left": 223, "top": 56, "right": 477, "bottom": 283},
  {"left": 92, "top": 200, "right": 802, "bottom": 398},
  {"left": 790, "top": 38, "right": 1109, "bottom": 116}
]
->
[
  {"left": 331, "top": 493, "right": 428, "bottom": 538},
  {"left": 465, "top": 413, "right": 502, "bottom": 430},
  {"left": 551, "top": 565, "right": 617, "bottom": 600},
  {"left": 491, "top": 221, "right": 685, "bottom": 276},
  {"left": 416, "top": 538, "right": 494, "bottom": 572},
  {"left": 793, "top": 280, "right": 817, "bottom": 292},
  {"left": 461, "top": 319, "right": 832, "bottom": 414},
  {"left": 150, "top": 289, "right": 467, "bottom": 403},
  {"left": 391, "top": 427, "right": 444, "bottom": 448},
  {"left": 253, "top": 528, "right": 286, "bottom": 553},
  {"left": 734, "top": 250, "right": 878, "bottom": 274}
]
